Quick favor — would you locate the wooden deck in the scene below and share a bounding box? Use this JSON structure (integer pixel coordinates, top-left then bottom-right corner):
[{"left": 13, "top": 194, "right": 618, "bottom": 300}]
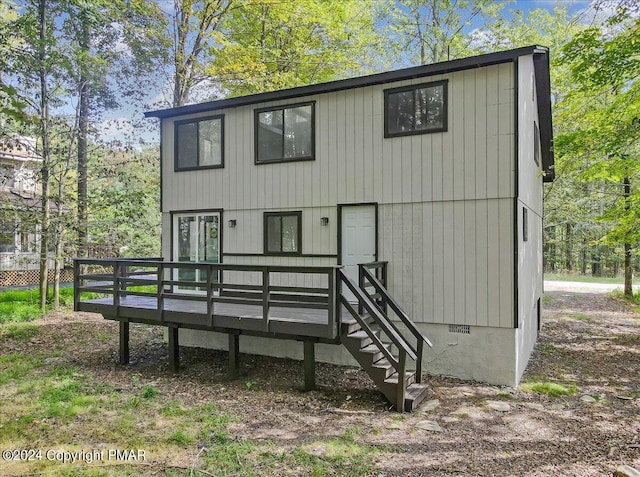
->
[
  {"left": 73, "top": 258, "right": 432, "bottom": 411},
  {"left": 74, "top": 259, "right": 348, "bottom": 341},
  {"left": 79, "top": 294, "right": 354, "bottom": 342}
]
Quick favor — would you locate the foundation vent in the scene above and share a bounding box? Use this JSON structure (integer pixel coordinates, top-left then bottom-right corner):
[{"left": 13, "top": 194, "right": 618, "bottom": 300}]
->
[{"left": 448, "top": 324, "right": 470, "bottom": 334}]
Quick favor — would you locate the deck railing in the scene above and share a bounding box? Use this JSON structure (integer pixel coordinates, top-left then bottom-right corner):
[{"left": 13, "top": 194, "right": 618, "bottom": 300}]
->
[
  {"left": 357, "top": 262, "right": 432, "bottom": 384},
  {"left": 74, "top": 258, "right": 341, "bottom": 339},
  {"left": 337, "top": 267, "right": 417, "bottom": 411}
]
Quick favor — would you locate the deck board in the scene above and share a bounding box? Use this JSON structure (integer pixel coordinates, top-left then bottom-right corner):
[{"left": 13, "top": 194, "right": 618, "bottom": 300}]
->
[{"left": 80, "top": 296, "right": 354, "bottom": 340}]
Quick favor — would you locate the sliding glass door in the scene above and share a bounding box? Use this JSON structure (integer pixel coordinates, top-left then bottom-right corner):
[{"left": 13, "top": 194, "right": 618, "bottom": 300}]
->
[{"left": 173, "top": 212, "right": 220, "bottom": 292}]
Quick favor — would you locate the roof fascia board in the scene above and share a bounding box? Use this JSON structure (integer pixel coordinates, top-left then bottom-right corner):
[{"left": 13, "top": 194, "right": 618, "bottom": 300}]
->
[
  {"left": 532, "top": 51, "right": 555, "bottom": 182},
  {"left": 146, "top": 45, "right": 548, "bottom": 119}
]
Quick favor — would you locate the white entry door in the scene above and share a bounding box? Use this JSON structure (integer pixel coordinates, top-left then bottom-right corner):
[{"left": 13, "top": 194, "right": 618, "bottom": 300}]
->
[{"left": 340, "top": 205, "right": 376, "bottom": 302}]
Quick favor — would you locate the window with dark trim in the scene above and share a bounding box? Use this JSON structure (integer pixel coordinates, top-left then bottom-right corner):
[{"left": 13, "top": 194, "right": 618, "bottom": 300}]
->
[
  {"left": 264, "top": 211, "right": 302, "bottom": 255},
  {"left": 384, "top": 80, "right": 448, "bottom": 137},
  {"left": 523, "top": 207, "right": 528, "bottom": 242},
  {"left": 255, "top": 103, "right": 314, "bottom": 164},
  {"left": 534, "top": 121, "right": 541, "bottom": 167},
  {"left": 175, "top": 115, "right": 224, "bottom": 171}
]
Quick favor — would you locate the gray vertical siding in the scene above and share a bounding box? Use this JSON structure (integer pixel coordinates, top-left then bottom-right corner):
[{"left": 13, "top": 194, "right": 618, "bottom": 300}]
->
[
  {"left": 161, "top": 61, "right": 518, "bottom": 328},
  {"left": 516, "top": 55, "right": 544, "bottom": 373}
]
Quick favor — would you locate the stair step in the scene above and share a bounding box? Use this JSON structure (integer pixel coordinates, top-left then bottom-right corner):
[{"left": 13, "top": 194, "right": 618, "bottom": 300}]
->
[
  {"left": 340, "top": 313, "right": 374, "bottom": 334},
  {"left": 384, "top": 371, "right": 416, "bottom": 387},
  {"left": 404, "top": 383, "right": 430, "bottom": 411},
  {"left": 371, "top": 358, "right": 396, "bottom": 379},
  {"left": 345, "top": 329, "right": 380, "bottom": 348},
  {"left": 360, "top": 343, "right": 392, "bottom": 363}
]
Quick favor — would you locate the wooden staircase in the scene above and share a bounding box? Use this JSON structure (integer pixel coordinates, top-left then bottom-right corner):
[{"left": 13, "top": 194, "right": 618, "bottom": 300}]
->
[{"left": 338, "top": 264, "right": 433, "bottom": 412}]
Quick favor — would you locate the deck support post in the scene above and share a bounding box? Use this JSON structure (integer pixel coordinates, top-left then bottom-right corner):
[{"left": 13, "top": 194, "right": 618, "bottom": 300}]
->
[
  {"left": 303, "top": 340, "right": 316, "bottom": 391},
  {"left": 228, "top": 333, "right": 240, "bottom": 379},
  {"left": 168, "top": 326, "right": 180, "bottom": 372},
  {"left": 119, "top": 320, "right": 129, "bottom": 365}
]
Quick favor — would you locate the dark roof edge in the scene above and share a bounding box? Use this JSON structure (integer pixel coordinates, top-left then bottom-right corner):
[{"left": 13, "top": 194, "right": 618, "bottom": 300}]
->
[
  {"left": 145, "top": 45, "right": 549, "bottom": 119},
  {"left": 532, "top": 51, "right": 555, "bottom": 182}
]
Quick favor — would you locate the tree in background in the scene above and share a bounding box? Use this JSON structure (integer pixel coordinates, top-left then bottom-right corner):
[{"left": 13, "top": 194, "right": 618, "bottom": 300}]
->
[
  {"left": 1, "top": 0, "right": 165, "bottom": 306},
  {"left": 87, "top": 147, "right": 160, "bottom": 258},
  {"left": 556, "top": 6, "right": 640, "bottom": 295},
  {"left": 169, "top": 0, "right": 232, "bottom": 107},
  {"left": 383, "top": 0, "right": 505, "bottom": 66},
  {"left": 209, "top": 0, "right": 383, "bottom": 96}
]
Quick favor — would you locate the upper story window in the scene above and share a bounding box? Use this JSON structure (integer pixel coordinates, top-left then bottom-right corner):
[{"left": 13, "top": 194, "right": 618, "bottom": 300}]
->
[
  {"left": 255, "top": 102, "right": 314, "bottom": 164},
  {"left": 384, "top": 80, "right": 447, "bottom": 137},
  {"left": 175, "top": 115, "right": 224, "bottom": 171}
]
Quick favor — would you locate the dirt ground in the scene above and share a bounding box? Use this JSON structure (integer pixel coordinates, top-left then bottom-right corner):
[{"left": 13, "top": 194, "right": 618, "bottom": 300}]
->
[{"left": 3, "top": 288, "right": 640, "bottom": 476}]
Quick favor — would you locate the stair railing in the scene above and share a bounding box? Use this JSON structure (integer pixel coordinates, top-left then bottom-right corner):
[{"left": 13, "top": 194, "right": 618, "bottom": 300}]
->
[
  {"left": 358, "top": 263, "right": 433, "bottom": 384},
  {"left": 337, "top": 268, "right": 416, "bottom": 411}
]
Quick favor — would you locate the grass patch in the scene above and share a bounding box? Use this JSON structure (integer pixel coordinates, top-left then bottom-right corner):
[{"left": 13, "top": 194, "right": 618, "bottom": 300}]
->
[
  {"left": 0, "top": 301, "right": 42, "bottom": 323},
  {"left": 541, "top": 294, "right": 554, "bottom": 305},
  {"left": 610, "top": 289, "right": 640, "bottom": 305},
  {"left": 142, "top": 386, "right": 159, "bottom": 399},
  {"left": 0, "top": 353, "right": 44, "bottom": 385},
  {"left": 537, "top": 343, "right": 560, "bottom": 355},
  {"left": 573, "top": 313, "right": 594, "bottom": 322},
  {"left": 0, "top": 287, "right": 78, "bottom": 323},
  {"left": 0, "top": 322, "right": 39, "bottom": 340},
  {"left": 496, "top": 391, "right": 515, "bottom": 400},
  {"left": 520, "top": 381, "right": 578, "bottom": 397},
  {"left": 545, "top": 273, "right": 624, "bottom": 284},
  {"left": 167, "top": 429, "right": 195, "bottom": 445}
]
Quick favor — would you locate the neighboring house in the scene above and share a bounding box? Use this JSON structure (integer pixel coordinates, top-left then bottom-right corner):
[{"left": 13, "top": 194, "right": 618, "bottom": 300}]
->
[
  {"left": 0, "top": 137, "right": 41, "bottom": 280},
  {"left": 0, "top": 137, "right": 59, "bottom": 287},
  {"left": 76, "top": 45, "right": 552, "bottom": 393}
]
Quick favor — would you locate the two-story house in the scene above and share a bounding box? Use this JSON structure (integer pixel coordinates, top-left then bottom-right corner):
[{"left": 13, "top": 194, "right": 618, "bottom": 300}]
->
[{"left": 75, "top": 46, "right": 553, "bottom": 408}]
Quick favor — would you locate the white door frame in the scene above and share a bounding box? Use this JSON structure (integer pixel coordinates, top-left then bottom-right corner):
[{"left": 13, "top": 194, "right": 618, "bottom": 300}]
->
[
  {"left": 172, "top": 210, "right": 222, "bottom": 294},
  {"left": 338, "top": 203, "right": 378, "bottom": 301}
]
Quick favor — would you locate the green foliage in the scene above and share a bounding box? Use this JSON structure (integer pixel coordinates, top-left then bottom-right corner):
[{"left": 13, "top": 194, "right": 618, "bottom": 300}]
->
[
  {"left": 384, "top": 0, "right": 506, "bottom": 66},
  {"left": 554, "top": 12, "right": 640, "bottom": 259},
  {"left": 86, "top": 147, "right": 161, "bottom": 257},
  {"left": 520, "top": 381, "right": 578, "bottom": 397},
  {"left": 210, "top": 0, "right": 383, "bottom": 96},
  {"left": 142, "top": 386, "right": 158, "bottom": 399}
]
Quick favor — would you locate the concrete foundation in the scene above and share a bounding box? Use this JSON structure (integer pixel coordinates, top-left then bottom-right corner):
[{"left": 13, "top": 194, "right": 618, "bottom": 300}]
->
[{"left": 177, "top": 320, "right": 529, "bottom": 387}]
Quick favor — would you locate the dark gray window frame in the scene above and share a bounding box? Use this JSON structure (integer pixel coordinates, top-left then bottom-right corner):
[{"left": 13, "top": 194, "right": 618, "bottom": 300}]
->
[
  {"left": 384, "top": 80, "right": 448, "bottom": 138},
  {"left": 263, "top": 211, "right": 302, "bottom": 256},
  {"left": 534, "top": 121, "right": 541, "bottom": 167},
  {"left": 174, "top": 114, "right": 225, "bottom": 172},
  {"left": 254, "top": 102, "right": 315, "bottom": 165}
]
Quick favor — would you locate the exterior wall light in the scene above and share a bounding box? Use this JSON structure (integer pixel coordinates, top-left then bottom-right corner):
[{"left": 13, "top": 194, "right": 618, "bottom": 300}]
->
[
  {"left": 321, "top": 217, "right": 329, "bottom": 226},
  {"left": 228, "top": 219, "right": 237, "bottom": 228}
]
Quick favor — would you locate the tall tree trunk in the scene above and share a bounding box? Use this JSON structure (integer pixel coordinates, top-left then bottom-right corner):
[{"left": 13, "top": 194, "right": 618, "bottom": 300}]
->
[
  {"left": 77, "top": 14, "right": 89, "bottom": 262},
  {"left": 564, "top": 222, "right": 572, "bottom": 272},
  {"left": 548, "top": 225, "right": 556, "bottom": 272},
  {"left": 37, "top": 0, "right": 50, "bottom": 312},
  {"left": 53, "top": 232, "right": 61, "bottom": 308},
  {"left": 623, "top": 176, "right": 633, "bottom": 297}
]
